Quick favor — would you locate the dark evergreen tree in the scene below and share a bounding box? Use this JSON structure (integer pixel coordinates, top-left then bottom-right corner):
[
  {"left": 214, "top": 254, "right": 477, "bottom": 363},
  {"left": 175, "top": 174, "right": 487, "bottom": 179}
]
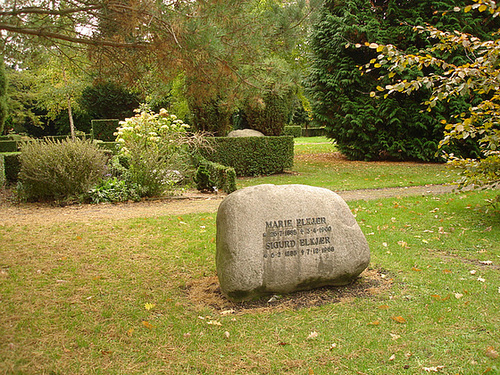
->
[
  {"left": 308, "top": 0, "right": 495, "bottom": 161},
  {"left": 78, "top": 82, "right": 140, "bottom": 121}
]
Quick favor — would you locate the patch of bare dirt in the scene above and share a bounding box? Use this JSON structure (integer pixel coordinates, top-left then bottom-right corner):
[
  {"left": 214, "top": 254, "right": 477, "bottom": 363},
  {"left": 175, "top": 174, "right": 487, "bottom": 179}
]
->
[
  {"left": 0, "top": 188, "right": 226, "bottom": 226},
  {"left": 186, "top": 268, "right": 392, "bottom": 314}
]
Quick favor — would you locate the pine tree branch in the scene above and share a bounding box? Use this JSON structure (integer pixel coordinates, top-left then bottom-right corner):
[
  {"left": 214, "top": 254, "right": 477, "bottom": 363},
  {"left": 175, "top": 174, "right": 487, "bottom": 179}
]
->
[{"left": 0, "top": 23, "right": 149, "bottom": 49}]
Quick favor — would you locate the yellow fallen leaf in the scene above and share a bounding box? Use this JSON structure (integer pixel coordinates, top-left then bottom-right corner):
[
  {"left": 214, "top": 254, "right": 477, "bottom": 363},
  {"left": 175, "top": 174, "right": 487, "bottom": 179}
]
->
[
  {"left": 142, "top": 321, "right": 153, "bottom": 329},
  {"left": 391, "top": 316, "right": 407, "bottom": 324},
  {"left": 207, "top": 320, "right": 222, "bottom": 326},
  {"left": 144, "top": 303, "right": 155, "bottom": 311},
  {"left": 378, "top": 304, "right": 390, "bottom": 309},
  {"left": 485, "top": 346, "right": 499, "bottom": 359},
  {"left": 368, "top": 320, "right": 381, "bottom": 326}
]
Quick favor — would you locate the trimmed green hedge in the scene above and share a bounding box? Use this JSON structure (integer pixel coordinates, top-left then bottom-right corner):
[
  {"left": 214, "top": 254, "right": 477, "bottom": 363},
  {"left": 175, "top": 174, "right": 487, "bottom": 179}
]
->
[
  {"left": 202, "top": 136, "right": 294, "bottom": 176},
  {"left": 196, "top": 160, "right": 236, "bottom": 194},
  {"left": 43, "top": 134, "right": 91, "bottom": 142},
  {"left": 302, "top": 127, "right": 325, "bottom": 137},
  {"left": 282, "top": 125, "right": 302, "bottom": 138},
  {"left": 92, "top": 119, "right": 120, "bottom": 141},
  {"left": 95, "top": 141, "right": 120, "bottom": 154},
  {"left": 0, "top": 154, "right": 5, "bottom": 187},
  {"left": 1, "top": 152, "right": 21, "bottom": 183},
  {"left": 0, "top": 140, "right": 18, "bottom": 152}
]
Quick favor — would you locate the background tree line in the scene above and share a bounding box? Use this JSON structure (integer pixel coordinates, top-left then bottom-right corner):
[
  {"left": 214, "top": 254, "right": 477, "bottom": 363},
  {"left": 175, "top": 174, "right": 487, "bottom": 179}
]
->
[{"left": 0, "top": 0, "right": 320, "bottom": 137}]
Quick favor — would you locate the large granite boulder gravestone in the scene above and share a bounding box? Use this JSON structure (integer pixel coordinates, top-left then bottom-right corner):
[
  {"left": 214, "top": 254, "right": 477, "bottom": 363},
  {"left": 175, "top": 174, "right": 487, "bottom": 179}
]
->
[{"left": 216, "top": 184, "right": 370, "bottom": 301}]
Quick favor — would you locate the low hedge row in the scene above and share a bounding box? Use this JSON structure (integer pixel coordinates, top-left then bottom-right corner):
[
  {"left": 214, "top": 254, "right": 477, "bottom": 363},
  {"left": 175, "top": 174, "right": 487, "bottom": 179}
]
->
[
  {"left": 202, "top": 136, "right": 294, "bottom": 176},
  {"left": 0, "top": 140, "right": 19, "bottom": 152},
  {"left": 95, "top": 141, "right": 120, "bottom": 154},
  {"left": 302, "top": 127, "right": 325, "bottom": 137},
  {"left": 195, "top": 159, "right": 237, "bottom": 194},
  {"left": 0, "top": 152, "right": 21, "bottom": 184},
  {"left": 0, "top": 154, "right": 5, "bottom": 186},
  {"left": 282, "top": 125, "right": 302, "bottom": 138}
]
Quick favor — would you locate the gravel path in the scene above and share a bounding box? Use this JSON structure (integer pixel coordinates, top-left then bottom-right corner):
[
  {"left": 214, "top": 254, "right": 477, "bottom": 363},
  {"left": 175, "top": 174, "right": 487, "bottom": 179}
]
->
[{"left": 0, "top": 184, "right": 462, "bottom": 226}]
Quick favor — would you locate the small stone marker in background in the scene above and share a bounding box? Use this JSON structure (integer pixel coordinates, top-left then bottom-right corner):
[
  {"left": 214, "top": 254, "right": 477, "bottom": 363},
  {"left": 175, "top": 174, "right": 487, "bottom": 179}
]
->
[{"left": 216, "top": 184, "right": 370, "bottom": 301}]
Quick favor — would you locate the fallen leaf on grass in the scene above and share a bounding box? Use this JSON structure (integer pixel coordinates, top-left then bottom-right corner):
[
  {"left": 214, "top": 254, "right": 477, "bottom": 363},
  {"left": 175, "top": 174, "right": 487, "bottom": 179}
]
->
[
  {"left": 307, "top": 331, "right": 319, "bottom": 340},
  {"left": 422, "top": 366, "right": 444, "bottom": 372},
  {"left": 454, "top": 293, "right": 463, "bottom": 299},
  {"left": 329, "top": 343, "right": 337, "bottom": 350},
  {"left": 477, "top": 277, "right": 486, "bottom": 282},
  {"left": 224, "top": 331, "right": 230, "bottom": 339},
  {"left": 412, "top": 267, "right": 422, "bottom": 272},
  {"left": 442, "top": 269, "right": 452, "bottom": 274},
  {"left": 389, "top": 354, "right": 396, "bottom": 361},
  {"left": 485, "top": 346, "right": 499, "bottom": 359},
  {"left": 220, "top": 309, "right": 235, "bottom": 316},
  {"left": 391, "top": 316, "right": 407, "bottom": 324},
  {"left": 398, "top": 241, "right": 409, "bottom": 248},
  {"left": 378, "top": 304, "right": 390, "bottom": 309},
  {"left": 390, "top": 333, "right": 401, "bottom": 340},
  {"left": 368, "top": 320, "right": 381, "bottom": 326},
  {"left": 144, "top": 303, "right": 155, "bottom": 311},
  {"left": 142, "top": 321, "right": 153, "bottom": 329},
  {"left": 207, "top": 320, "right": 222, "bottom": 326},
  {"left": 479, "top": 260, "right": 493, "bottom": 265}
]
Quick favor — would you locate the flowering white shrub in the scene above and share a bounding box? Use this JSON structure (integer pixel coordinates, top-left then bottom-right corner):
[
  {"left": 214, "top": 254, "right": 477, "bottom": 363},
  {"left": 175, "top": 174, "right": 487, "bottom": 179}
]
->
[{"left": 114, "top": 107, "right": 193, "bottom": 197}]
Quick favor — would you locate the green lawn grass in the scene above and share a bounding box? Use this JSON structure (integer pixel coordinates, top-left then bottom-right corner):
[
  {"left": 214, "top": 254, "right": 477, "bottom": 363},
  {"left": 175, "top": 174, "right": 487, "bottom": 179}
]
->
[
  {"left": 0, "top": 140, "right": 498, "bottom": 374},
  {"left": 238, "top": 137, "right": 458, "bottom": 191},
  {"left": 0, "top": 191, "right": 498, "bottom": 374}
]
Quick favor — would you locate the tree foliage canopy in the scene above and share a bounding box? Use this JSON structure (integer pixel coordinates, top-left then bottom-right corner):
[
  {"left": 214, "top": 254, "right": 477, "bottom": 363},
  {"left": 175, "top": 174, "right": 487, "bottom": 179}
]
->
[
  {"left": 1, "top": 0, "right": 320, "bottom": 135},
  {"left": 361, "top": 0, "right": 500, "bottom": 188},
  {"left": 307, "top": 0, "right": 497, "bottom": 161}
]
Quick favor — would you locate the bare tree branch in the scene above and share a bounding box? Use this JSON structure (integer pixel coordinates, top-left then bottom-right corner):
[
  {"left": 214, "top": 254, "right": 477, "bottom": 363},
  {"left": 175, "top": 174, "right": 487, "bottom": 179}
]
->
[
  {"left": 0, "top": 5, "right": 102, "bottom": 17},
  {"left": 0, "top": 22, "right": 149, "bottom": 48}
]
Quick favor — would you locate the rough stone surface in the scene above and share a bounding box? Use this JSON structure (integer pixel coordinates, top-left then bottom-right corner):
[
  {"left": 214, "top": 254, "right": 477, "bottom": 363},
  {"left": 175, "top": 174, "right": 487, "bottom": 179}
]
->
[
  {"left": 227, "top": 129, "right": 265, "bottom": 138},
  {"left": 216, "top": 184, "right": 370, "bottom": 301}
]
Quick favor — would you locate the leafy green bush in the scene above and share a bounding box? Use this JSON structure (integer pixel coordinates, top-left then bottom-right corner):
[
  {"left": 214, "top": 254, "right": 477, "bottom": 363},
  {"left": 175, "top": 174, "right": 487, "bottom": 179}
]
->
[
  {"left": 115, "top": 107, "right": 207, "bottom": 197},
  {"left": 282, "top": 125, "right": 302, "bottom": 138},
  {"left": 244, "top": 90, "right": 295, "bottom": 136},
  {"left": 85, "top": 177, "right": 141, "bottom": 204},
  {"left": 18, "top": 139, "right": 107, "bottom": 201},
  {"left": 202, "top": 136, "right": 294, "bottom": 176}
]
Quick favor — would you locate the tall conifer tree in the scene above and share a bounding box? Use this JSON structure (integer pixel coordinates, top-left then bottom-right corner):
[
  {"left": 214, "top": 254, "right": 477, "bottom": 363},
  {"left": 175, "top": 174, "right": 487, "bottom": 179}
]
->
[{"left": 308, "top": 0, "right": 496, "bottom": 161}]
